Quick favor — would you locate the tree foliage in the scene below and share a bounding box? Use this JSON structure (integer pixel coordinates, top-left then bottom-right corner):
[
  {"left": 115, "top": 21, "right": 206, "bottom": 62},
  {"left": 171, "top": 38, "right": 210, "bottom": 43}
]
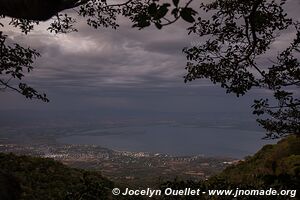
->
[
  {"left": 159, "top": 135, "right": 300, "bottom": 200},
  {"left": 0, "top": 153, "right": 114, "bottom": 200},
  {"left": 0, "top": 31, "right": 49, "bottom": 102},
  {"left": 0, "top": 0, "right": 299, "bottom": 138},
  {"left": 183, "top": 0, "right": 299, "bottom": 138}
]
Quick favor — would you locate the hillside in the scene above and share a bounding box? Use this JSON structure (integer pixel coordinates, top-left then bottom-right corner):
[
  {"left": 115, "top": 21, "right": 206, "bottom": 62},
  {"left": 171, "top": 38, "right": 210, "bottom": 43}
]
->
[
  {"left": 218, "top": 135, "right": 300, "bottom": 186},
  {"left": 160, "top": 135, "right": 299, "bottom": 200},
  {"left": 0, "top": 153, "right": 114, "bottom": 200}
]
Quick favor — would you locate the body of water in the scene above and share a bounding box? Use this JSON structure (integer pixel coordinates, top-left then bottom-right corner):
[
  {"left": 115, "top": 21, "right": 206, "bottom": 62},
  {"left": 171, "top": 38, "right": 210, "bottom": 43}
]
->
[{"left": 58, "top": 124, "right": 274, "bottom": 158}]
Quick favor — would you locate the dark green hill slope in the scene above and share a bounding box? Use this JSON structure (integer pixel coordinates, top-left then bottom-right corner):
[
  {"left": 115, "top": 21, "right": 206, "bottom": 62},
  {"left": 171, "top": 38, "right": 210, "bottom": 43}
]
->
[
  {"left": 0, "top": 153, "right": 114, "bottom": 200},
  {"left": 218, "top": 135, "right": 300, "bottom": 186},
  {"left": 160, "top": 135, "right": 299, "bottom": 200}
]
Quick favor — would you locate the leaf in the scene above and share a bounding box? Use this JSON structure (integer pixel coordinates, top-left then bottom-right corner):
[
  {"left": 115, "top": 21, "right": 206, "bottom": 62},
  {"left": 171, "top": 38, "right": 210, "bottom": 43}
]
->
[
  {"left": 172, "top": 0, "right": 179, "bottom": 7},
  {"left": 148, "top": 3, "right": 157, "bottom": 16},
  {"left": 171, "top": 8, "right": 179, "bottom": 17},
  {"left": 154, "top": 5, "right": 169, "bottom": 20},
  {"left": 139, "top": 20, "right": 151, "bottom": 28},
  {"left": 155, "top": 22, "right": 162, "bottom": 29},
  {"left": 180, "top": 8, "right": 195, "bottom": 23}
]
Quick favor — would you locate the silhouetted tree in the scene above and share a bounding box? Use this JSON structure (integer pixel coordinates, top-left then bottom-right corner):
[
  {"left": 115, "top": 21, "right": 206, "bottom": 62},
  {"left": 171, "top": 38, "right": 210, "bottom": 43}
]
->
[
  {"left": 0, "top": 31, "right": 49, "bottom": 102},
  {"left": 183, "top": 0, "right": 299, "bottom": 138}
]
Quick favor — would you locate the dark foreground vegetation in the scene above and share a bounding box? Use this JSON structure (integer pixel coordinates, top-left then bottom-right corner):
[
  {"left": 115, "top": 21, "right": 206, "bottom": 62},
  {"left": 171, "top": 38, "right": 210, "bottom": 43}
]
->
[
  {"left": 160, "top": 135, "right": 299, "bottom": 200},
  {"left": 0, "top": 136, "right": 299, "bottom": 200},
  {"left": 0, "top": 153, "right": 114, "bottom": 200}
]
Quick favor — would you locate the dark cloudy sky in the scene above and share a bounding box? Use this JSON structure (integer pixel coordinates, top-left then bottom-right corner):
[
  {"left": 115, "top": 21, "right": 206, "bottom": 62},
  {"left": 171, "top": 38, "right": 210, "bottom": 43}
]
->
[{"left": 0, "top": 0, "right": 299, "bottom": 144}]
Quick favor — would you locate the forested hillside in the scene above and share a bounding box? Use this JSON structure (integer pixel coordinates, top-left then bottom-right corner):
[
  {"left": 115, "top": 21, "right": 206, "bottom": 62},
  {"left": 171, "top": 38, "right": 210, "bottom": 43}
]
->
[
  {"left": 160, "top": 136, "right": 299, "bottom": 200},
  {"left": 0, "top": 153, "right": 114, "bottom": 200},
  {"left": 219, "top": 135, "right": 300, "bottom": 186}
]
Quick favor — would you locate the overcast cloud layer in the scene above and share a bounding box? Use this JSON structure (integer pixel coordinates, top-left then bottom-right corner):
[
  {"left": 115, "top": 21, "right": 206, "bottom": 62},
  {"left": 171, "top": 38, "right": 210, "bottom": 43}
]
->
[{"left": 0, "top": 0, "right": 295, "bottom": 90}]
